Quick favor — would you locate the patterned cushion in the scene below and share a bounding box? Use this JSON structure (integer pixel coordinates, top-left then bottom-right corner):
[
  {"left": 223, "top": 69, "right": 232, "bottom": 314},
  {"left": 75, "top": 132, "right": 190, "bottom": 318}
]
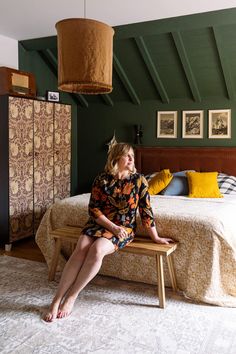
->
[{"left": 217, "top": 173, "right": 236, "bottom": 194}]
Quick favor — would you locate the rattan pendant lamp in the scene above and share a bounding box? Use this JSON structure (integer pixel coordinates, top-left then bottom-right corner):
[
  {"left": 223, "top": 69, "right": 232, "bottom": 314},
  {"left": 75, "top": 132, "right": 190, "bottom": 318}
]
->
[{"left": 55, "top": 0, "right": 114, "bottom": 94}]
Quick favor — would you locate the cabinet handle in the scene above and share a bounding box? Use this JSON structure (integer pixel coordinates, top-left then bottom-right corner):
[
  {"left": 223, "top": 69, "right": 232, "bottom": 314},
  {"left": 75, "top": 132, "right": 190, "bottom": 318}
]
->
[
  {"left": 34, "top": 152, "right": 39, "bottom": 157},
  {"left": 28, "top": 152, "right": 33, "bottom": 156},
  {"left": 55, "top": 150, "right": 60, "bottom": 155}
]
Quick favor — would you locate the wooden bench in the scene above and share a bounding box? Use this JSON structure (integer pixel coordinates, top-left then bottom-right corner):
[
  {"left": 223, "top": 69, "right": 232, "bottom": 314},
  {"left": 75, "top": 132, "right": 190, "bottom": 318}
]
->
[{"left": 48, "top": 226, "right": 178, "bottom": 308}]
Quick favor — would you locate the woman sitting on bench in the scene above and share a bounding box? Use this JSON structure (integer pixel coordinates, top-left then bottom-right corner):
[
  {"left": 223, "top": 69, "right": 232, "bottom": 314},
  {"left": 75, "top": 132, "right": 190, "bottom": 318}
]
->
[{"left": 43, "top": 142, "right": 173, "bottom": 322}]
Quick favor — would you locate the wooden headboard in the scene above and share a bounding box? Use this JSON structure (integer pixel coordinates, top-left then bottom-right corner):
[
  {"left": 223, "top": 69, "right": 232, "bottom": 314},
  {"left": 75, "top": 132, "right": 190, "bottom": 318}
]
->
[{"left": 135, "top": 146, "right": 236, "bottom": 176}]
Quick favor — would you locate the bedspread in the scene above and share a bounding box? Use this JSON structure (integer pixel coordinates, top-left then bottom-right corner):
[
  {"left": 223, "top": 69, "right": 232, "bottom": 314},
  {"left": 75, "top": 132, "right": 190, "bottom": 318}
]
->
[{"left": 35, "top": 193, "right": 236, "bottom": 307}]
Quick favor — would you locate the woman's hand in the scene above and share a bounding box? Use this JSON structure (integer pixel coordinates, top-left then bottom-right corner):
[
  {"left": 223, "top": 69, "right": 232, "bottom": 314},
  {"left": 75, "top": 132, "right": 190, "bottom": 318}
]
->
[
  {"left": 154, "top": 237, "right": 174, "bottom": 245},
  {"left": 95, "top": 215, "right": 128, "bottom": 240},
  {"left": 113, "top": 225, "right": 128, "bottom": 240},
  {"left": 145, "top": 226, "right": 175, "bottom": 245}
]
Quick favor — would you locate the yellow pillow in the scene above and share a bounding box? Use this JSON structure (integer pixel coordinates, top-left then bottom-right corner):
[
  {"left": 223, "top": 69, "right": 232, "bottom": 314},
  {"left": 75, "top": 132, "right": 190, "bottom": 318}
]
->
[
  {"left": 148, "top": 169, "right": 173, "bottom": 195},
  {"left": 186, "top": 171, "right": 223, "bottom": 198}
]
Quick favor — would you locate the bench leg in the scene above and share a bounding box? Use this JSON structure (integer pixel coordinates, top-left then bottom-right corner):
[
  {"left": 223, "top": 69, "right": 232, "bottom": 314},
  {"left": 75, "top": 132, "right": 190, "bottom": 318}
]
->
[
  {"left": 156, "top": 254, "right": 165, "bottom": 308},
  {"left": 48, "top": 238, "right": 62, "bottom": 281},
  {"left": 167, "top": 254, "right": 178, "bottom": 292}
]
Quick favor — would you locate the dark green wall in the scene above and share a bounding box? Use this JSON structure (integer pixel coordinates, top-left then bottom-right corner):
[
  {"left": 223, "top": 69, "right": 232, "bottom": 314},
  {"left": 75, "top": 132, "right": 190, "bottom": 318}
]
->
[
  {"left": 77, "top": 98, "right": 236, "bottom": 192},
  {"left": 19, "top": 8, "right": 236, "bottom": 194}
]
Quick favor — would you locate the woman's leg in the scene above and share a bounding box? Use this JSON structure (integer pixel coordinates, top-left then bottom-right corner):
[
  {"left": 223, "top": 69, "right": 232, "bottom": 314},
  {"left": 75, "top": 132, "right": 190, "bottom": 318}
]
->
[
  {"left": 43, "top": 234, "right": 94, "bottom": 322},
  {"left": 57, "top": 237, "right": 115, "bottom": 318}
]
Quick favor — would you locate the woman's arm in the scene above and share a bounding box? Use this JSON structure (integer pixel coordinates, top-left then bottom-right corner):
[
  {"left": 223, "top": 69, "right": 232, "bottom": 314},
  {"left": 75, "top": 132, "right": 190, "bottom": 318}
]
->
[
  {"left": 138, "top": 176, "right": 174, "bottom": 244},
  {"left": 145, "top": 226, "right": 174, "bottom": 244},
  {"left": 88, "top": 174, "right": 106, "bottom": 219},
  {"left": 138, "top": 175, "right": 156, "bottom": 228}
]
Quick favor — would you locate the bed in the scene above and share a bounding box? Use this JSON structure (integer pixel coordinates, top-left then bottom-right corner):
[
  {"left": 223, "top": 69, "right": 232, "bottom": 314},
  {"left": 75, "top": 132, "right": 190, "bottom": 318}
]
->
[{"left": 36, "top": 146, "right": 236, "bottom": 307}]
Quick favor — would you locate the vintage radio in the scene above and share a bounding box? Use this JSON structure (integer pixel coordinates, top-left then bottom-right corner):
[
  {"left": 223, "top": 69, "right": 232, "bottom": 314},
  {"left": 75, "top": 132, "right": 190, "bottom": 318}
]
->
[{"left": 0, "top": 67, "right": 36, "bottom": 97}]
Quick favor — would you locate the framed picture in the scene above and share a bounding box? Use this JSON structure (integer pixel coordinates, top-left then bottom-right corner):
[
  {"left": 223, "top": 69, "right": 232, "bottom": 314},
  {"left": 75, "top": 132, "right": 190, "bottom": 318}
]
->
[
  {"left": 157, "top": 111, "right": 177, "bottom": 138},
  {"left": 46, "top": 90, "right": 60, "bottom": 102},
  {"left": 182, "top": 110, "right": 203, "bottom": 138},
  {"left": 208, "top": 109, "right": 231, "bottom": 139}
]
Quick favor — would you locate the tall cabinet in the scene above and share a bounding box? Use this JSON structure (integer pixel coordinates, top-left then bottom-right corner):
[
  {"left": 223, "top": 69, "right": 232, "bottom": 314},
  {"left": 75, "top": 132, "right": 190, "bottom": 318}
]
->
[{"left": 0, "top": 95, "right": 71, "bottom": 248}]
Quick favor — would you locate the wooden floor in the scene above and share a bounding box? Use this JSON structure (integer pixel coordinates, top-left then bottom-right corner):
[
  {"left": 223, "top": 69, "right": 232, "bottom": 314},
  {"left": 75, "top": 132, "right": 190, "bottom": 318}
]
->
[{"left": 0, "top": 236, "right": 45, "bottom": 263}]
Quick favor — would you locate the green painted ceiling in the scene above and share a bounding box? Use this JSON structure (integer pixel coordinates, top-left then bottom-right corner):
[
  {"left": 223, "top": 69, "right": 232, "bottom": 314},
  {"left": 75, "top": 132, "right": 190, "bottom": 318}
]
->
[{"left": 20, "top": 8, "right": 236, "bottom": 108}]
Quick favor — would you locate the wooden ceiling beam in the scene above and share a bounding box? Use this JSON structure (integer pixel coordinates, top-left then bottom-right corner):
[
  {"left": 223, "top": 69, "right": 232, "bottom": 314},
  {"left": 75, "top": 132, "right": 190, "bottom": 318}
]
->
[
  {"left": 172, "top": 31, "right": 201, "bottom": 102},
  {"left": 135, "top": 36, "right": 169, "bottom": 103},
  {"left": 45, "top": 49, "right": 57, "bottom": 67},
  {"left": 113, "top": 53, "right": 140, "bottom": 105},
  {"left": 37, "top": 50, "right": 57, "bottom": 77},
  {"left": 101, "top": 94, "right": 114, "bottom": 106},
  {"left": 212, "top": 26, "right": 234, "bottom": 100}
]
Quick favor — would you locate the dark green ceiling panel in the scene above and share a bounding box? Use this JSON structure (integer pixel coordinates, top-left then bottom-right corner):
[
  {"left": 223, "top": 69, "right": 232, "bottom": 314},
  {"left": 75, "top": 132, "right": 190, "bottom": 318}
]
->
[
  {"left": 20, "top": 8, "right": 236, "bottom": 106},
  {"left": 214, "top": 23, "right": 236, "bottom": 95},
  {"left": 109, "top": 70, "right": 132, "bottom": 102},
  {"left": 114, "top": 38, "right": 160, "bottom": 101},
  {"left": 181, "top": 28, "right": 227, "bottom": 98},
  {"left": 143, "top": 32, "right": 192, "bottom": 99}
]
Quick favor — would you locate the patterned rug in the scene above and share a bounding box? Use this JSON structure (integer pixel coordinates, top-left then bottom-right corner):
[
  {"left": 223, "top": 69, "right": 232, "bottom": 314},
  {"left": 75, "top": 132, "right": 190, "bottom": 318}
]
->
[{"left": 1, "top": 255, "right": 236, "bottom": 354}]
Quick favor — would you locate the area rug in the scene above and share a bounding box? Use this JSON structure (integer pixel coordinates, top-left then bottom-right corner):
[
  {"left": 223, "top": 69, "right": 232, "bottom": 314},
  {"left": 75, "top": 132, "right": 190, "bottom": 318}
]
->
[{"left": 0, "top": 255, "right": 236, "bottom": 354}]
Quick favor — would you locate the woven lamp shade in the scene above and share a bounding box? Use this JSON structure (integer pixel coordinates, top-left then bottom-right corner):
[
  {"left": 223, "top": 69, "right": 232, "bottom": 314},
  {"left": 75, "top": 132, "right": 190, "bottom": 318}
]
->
[{"left": 56, "top": 18, "right": 114, "bottom": 94}]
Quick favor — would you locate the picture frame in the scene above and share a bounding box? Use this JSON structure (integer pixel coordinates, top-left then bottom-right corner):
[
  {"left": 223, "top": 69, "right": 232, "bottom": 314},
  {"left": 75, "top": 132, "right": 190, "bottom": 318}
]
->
[
  {"left": 208, "top": 109, "right": 231, "bottom": 139},
  {"left": 157, "top": 111, "right": 177, "bottom": 138},
  {"left": 182, "top": 110, "right": 203, "bottom": 138},
  {"left": 46, "top": 90, "right": 60, "bottom": 102}
]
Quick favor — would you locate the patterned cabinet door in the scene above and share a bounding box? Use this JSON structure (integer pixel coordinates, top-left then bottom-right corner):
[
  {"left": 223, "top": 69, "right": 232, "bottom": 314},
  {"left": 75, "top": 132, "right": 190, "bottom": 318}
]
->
[
  {"left": 33, "top": 101, "right": 54, "bottom": 232},
  {"left": 9, "top": 97, "right": 34, "bottom": 242},
  {"left": 54, "top": 103, "right": 71, "bottom": 202}
]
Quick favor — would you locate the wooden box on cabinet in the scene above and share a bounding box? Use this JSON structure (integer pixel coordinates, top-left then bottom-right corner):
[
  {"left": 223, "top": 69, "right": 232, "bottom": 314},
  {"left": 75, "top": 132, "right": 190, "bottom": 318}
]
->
[
  {"left": 0, "top": 67, "right": 36, "bottom": 97},
  {"left": 0, "top": 95, "right": 71, "bottom": 248}
]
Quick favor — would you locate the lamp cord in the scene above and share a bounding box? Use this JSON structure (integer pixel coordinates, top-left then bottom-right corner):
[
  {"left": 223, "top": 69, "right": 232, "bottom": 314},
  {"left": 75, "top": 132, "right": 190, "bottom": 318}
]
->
[{"left": 84, "top": 0, "right": 86, "bottom": 19}]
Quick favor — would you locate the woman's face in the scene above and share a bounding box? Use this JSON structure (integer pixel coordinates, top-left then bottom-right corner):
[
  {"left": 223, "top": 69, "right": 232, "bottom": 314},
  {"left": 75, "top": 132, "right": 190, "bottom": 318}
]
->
[{"left": 117, "top": 148, "right": 134, "bottom": 172}]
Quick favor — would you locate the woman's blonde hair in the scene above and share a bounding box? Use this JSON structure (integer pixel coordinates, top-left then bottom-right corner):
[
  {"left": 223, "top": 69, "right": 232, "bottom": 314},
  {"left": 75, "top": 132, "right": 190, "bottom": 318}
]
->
[{"left": 105, "top": 143, "right": 136, "bottom": 175}]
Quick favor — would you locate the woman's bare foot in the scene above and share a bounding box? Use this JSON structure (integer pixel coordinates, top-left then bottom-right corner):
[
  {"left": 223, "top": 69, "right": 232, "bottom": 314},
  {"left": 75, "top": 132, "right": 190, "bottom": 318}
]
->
[
  {"left": 57, "top": 296, "right": 76, "bottom": 319},
  {"left": 43, "top": 300, "right": 60, "bottom": 322}
]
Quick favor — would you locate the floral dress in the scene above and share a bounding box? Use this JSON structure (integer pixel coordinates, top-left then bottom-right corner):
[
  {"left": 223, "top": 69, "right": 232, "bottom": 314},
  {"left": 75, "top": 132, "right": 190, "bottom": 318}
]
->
[{"left": 82, "top": 172, "right": 155, "bottom": 250}]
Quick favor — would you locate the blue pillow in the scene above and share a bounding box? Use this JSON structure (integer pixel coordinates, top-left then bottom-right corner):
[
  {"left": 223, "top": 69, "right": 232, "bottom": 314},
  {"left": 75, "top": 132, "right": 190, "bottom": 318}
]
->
[
  {"left": 159, "top": 176, "right": 189, "bottom": 196},
  {"left": 160, "top": 170, "right": 195, "bottom": 195},
  {"left": 173, "top": 170, "right": 195, "bottom": 176}
]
